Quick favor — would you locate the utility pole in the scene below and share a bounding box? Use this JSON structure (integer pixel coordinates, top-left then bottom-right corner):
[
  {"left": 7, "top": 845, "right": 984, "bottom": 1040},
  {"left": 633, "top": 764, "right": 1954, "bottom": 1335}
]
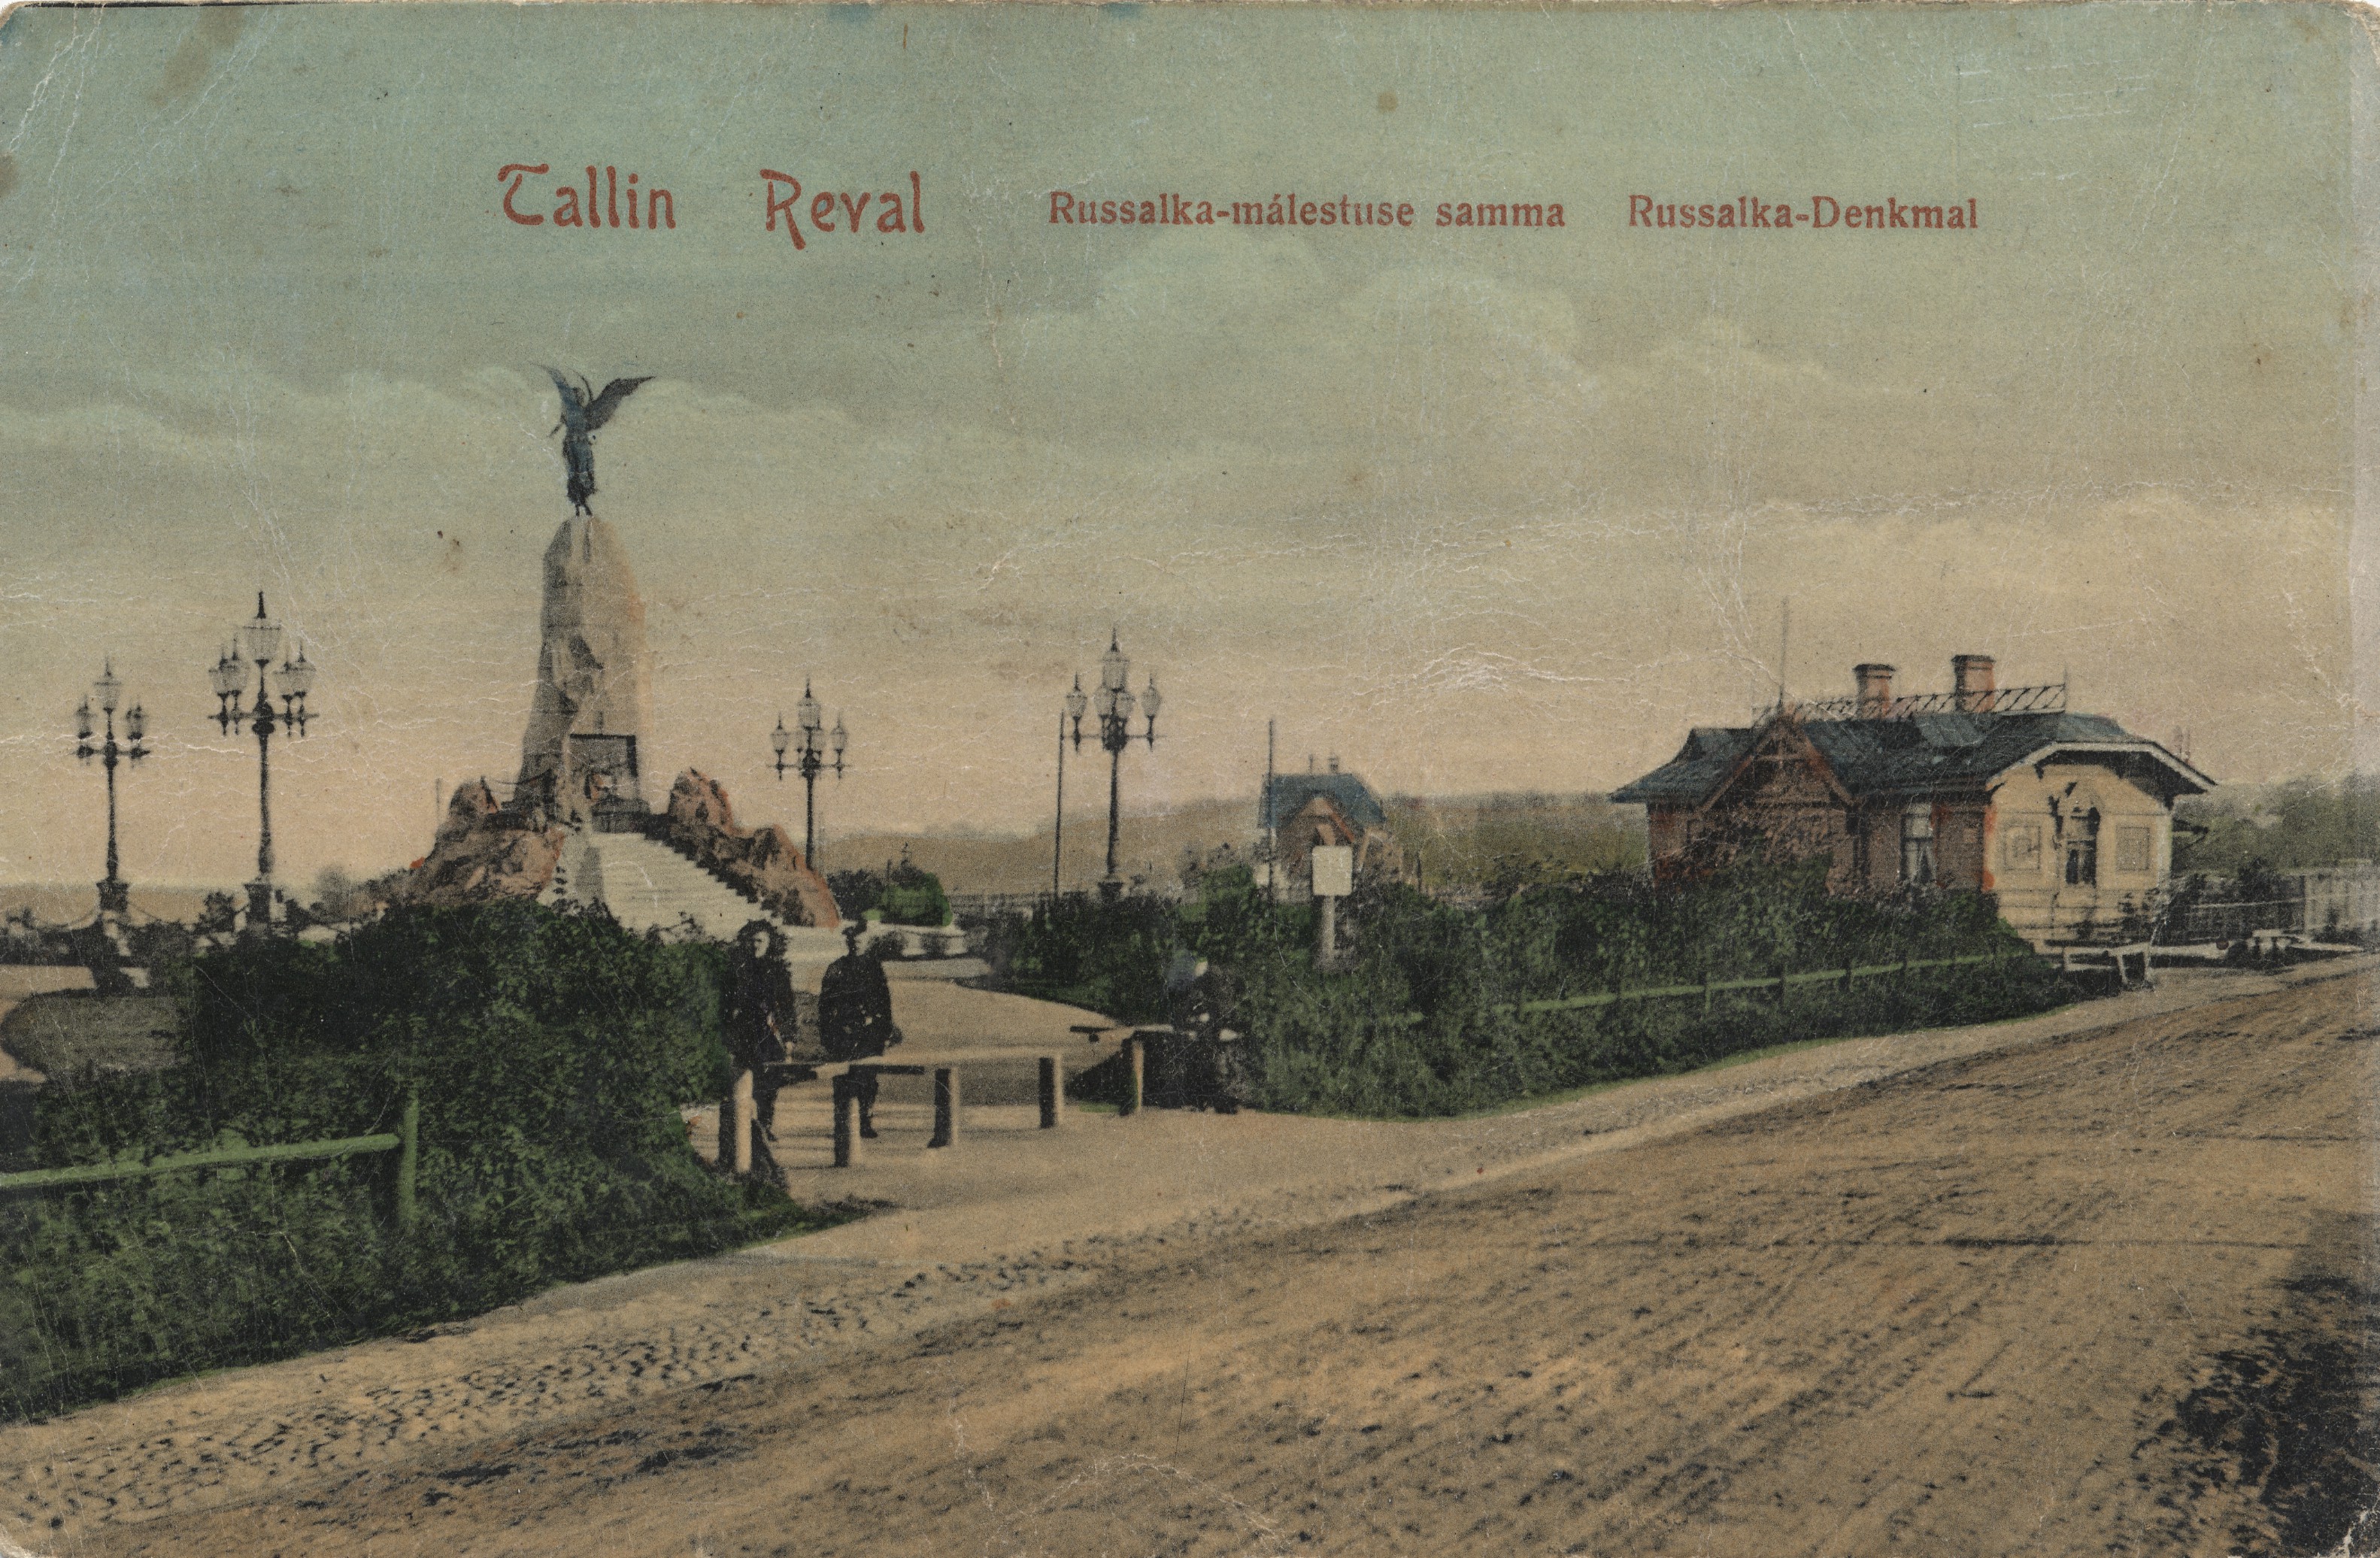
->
[
  {"left": 1052, "top": 708, "right": 1067, "bottom": 898},
  {"left": 1263, "top": 717, "right": 1278, "bottom": 903}
]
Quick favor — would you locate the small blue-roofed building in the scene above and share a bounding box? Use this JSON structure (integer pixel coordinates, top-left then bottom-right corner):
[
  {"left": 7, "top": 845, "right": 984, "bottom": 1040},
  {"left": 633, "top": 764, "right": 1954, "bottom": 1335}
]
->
[
  {"left": 1612, "top": 656, "right": 2212, "bottom": 946},
  {"left": 1260, "top": 757, "right": 1404, "bottom": 898}
]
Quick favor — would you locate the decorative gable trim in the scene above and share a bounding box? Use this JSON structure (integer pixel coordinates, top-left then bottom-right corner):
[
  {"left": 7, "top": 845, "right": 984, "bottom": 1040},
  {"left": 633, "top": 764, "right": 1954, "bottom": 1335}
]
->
[
  {"left": 1995, "top": 741, "right": 2214, "bottom": 797},
  {"left": 1694, "top": 711, "right": 1857, "bottom": 817}
]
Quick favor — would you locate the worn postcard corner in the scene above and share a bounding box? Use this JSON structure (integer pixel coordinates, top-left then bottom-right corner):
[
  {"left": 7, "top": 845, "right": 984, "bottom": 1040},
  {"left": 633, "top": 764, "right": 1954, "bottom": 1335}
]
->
[{"left": 0, "top": 1, "right": 2372, "bottom": 1553}]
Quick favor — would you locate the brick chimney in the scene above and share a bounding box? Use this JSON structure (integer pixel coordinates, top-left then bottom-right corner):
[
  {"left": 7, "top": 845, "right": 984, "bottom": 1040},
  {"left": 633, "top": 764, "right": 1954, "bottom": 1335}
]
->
[
  {"left": 1854, "top": 663, "right": 1895, "bottom": 719},
  {"left": 1952, "top": 654, "right": 1996, "bottom": 713}
]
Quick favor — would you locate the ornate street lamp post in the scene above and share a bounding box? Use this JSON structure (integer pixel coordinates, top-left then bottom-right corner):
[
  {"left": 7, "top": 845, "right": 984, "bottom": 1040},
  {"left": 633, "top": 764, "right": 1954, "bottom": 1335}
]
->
[
  {"left": 74, "top": 660, "right": 149, "bottom": 917},
  {"left": 211, "top": 593, "right": 315, "bottom": 932},
  {"left": 1066, "top": 633, "right": 1161, "bottom": 900},
  {"left": 770, "top": 680, "right": 846, "bottom": 868}
]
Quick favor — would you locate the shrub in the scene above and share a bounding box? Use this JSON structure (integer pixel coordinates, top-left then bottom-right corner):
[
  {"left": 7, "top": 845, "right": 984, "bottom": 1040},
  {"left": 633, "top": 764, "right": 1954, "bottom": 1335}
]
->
[
  {"left": 827, "top": 867, "right": 884, "bottom": 922},
  {"left": 2, "top": 901, "right": 837, "bottom": 1421},
  {"left": 878, "top": 860, "right": 950, "bottom": 927},
  {"left": 1230, "top": 864, "right": 2063, "bottom": 1116},
  {"left": 835, "top": 856, "right": 950, "bottom": 927},
  {"left": 988, "top": 860, "right": 2068, "bottom": 1118},
  {"left": 997, "top": 892, "right": 1181, "bottom": 1022}
]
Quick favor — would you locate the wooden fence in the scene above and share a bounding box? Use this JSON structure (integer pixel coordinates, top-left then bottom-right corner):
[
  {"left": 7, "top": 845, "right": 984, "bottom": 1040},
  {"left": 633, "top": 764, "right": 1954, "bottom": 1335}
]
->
[
  {"left": 945, "top": 891, "right": 1064, "bottom": 923},
  {"left": 1485, "top": 948, "right": 2023, "bottom": 1020},
  {"left": 0, "top": 1087, "right": 420, "bottom": 1229}
]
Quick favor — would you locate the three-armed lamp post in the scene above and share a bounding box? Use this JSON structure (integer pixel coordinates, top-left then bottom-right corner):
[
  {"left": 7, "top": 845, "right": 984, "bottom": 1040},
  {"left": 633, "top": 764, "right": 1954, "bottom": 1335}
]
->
[
  {"left": 74, "top": 660, "right": 149, "bottom": 916},
  {"left": 1066, "top": 633, "right": 1161, "bottom": 900},
  {"left": 770, "top": 680, "right": 847, "bottom": 868},
  {"left": 210, "top": 593, "right": 315, "bottom": 932}
]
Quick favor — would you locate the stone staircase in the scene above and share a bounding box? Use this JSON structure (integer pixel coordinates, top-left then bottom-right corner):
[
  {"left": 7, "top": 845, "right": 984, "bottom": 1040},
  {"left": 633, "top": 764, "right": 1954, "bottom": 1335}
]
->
[{"left": 544, "top": 829, "right": 845, "bottom": 959}]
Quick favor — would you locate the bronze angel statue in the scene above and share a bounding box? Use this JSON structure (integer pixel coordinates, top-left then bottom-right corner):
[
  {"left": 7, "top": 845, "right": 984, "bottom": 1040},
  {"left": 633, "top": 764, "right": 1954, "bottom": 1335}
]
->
[{"left": 545, "top": 369, "right": 650, "bottom": 515}]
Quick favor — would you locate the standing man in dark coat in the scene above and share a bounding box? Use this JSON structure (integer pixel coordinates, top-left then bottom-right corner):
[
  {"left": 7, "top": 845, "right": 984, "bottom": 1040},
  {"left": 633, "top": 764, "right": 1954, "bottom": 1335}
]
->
[{"left": 818, "top": 922, "right": 901, "bottom": 1137}]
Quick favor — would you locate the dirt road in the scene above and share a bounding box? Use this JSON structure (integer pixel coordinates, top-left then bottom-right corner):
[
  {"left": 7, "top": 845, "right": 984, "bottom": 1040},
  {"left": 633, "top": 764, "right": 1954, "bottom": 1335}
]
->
[{"left": 6, "top": 968, "right": 2372, "bottom": 1556}]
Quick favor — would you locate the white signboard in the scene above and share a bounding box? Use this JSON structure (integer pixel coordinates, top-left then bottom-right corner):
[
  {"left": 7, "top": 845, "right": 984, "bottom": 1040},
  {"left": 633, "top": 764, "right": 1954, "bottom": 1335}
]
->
[{"left": 1310, "top": 845, "right": 1354, "bottom": 899}]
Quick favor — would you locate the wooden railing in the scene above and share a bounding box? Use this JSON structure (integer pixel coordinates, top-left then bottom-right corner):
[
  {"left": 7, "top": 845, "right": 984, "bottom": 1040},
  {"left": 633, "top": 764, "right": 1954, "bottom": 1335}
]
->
[
  {"left": 946, "top": 891, "right": 1065, "bottom": 923},
  {"left": 1359, "top": 948, "right": 2032, "bottom": 1027},
  {"left": 0, "top": 1087, "right": 420, "bottom": 1229},
  {"left": 1496, "top": 949, "right": 2020, "bottom": 1017}
]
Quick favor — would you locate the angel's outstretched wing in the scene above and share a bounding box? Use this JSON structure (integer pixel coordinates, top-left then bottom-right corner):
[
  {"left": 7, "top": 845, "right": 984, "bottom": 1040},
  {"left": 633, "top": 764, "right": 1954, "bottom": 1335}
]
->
[
  {"left": 544, "top": 368, "right": 590, "bottom": 435},
  {"left": 584, "top": 376, "right": 653, "bottom": 433}
]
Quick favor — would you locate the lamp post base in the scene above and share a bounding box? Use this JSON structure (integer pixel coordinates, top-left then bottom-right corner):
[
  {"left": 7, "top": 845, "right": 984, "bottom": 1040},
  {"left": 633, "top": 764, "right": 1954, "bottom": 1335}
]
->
[
  {"left": 1098, "top": 874, "right": 1125, "bottom": 903},
  {"left": 96, "top": 878, "right": 129, "bottom": 917},
  {"left": 244, "top": 880, "right": 277, "bottom": 933}
]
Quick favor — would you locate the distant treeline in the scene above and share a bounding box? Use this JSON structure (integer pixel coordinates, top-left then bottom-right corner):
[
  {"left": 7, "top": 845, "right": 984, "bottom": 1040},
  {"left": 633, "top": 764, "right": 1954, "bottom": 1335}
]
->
[
  {"left": 2175, "top": 775, "right": 2380, "bottom": 876},
  {"left": 830, "top": 791, "right": 1648, "bottom": 900},
  {"left": 1382, "top": 791, "right": 1647, "bottom": 890}
]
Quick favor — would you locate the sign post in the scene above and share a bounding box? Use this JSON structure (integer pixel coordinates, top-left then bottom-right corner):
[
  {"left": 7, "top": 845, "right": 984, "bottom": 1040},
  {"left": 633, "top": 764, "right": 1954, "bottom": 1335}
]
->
[{"left": 1311, "top": 844, "right": 1353, "bottom": 970}]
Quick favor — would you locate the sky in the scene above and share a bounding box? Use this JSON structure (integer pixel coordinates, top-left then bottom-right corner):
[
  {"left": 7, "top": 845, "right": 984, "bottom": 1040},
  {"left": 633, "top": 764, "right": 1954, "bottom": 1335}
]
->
[{"left": 0, "top": 1, "right": 2365, "bottom": 893}]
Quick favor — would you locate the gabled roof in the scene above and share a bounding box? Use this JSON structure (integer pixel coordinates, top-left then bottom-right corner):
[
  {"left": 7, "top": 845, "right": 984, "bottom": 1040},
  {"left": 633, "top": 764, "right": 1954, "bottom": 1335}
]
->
[
  {"left": 1263, "top": 771, "right": 1387, "bottom": 832},
  {"left": 1609, "top": 726, "right": 1754, "bottom": 806},
  {"left": 1613, "top": 710, "right": 2213, "bottom": 808}
]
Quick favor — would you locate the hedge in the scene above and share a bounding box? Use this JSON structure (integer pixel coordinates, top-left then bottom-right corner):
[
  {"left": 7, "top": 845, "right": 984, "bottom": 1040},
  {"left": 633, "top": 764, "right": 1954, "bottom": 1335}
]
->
[
  {"left": 0, "top": 902, "right": 839, "bottom": 1422},
  {"left": 989, "top": 860, "right": 2072, "bottom": 1118}
]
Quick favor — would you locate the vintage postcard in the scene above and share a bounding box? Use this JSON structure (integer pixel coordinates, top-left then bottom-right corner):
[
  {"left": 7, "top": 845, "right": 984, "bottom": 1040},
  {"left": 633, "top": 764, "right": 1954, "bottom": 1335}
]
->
[{"left": 0, "top": 2, "right": 2372, "bottom": 1553}]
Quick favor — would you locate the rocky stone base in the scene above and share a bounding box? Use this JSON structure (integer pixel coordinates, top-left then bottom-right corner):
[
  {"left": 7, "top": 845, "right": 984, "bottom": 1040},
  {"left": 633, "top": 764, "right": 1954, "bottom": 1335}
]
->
[
  {"left": 390, "top": 771, "right": 839, "bottom": 932},
  {"left": 660, "top": 770, "right": 841, "bottom": 929},
  {"left": 394, "top": 779, "right": 565, "bottom": 908}
]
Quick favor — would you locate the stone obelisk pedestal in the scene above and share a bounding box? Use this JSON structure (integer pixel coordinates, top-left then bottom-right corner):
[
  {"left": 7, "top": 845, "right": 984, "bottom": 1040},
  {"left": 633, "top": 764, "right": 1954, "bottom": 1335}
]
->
[{"left": 517, "top": 514, "right": 654, "bottom": 824}]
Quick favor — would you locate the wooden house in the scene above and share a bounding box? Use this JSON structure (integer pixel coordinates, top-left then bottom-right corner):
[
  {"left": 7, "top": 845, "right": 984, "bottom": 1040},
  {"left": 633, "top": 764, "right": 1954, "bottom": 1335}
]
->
[{"left": 1613, "top": 656, "right": 2212, "bottom": 945}]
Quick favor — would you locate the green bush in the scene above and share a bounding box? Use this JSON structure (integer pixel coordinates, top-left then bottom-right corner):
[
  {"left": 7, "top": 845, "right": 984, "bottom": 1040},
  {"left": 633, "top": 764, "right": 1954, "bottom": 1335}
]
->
[
  {"left": 991, "top": 861, "right": 2069, "bottom": 1118},
  {"left": 994, "top": 891, "right": 1184, "bottom": 1021},
  {"left": 827, "top": 867, "right": 884, "bottom": 922},
  {"left": 1236, "top": 862, "right": 2065, "bottom": 1117},
  {"left": 1239, "top": 941, "right": 2066, "bottom": 1118},
  {"left": 832, "top": 858, "right": 950, "bottom": 926},
  {"left": 0, "top": 902, "right": 839, "bottom": 1422},
  {"left": 878, "top": 860, "right": 950, "bottom": 927}
]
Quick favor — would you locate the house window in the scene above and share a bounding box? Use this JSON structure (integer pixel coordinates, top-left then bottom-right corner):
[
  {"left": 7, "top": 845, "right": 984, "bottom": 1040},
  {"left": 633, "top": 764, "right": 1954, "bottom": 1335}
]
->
[
  {"left": 2003, "top": 820, "right": 2044, "bottom": 874},
  {"left": 2063, "top": 809, "right": 2100, "bottom": 887},
  {"left": 1900, "top": 805, "right": 1935, "bottom": 886},
  {"left": 2115, "top": 826, "right": 2152, "bottom": 874}
]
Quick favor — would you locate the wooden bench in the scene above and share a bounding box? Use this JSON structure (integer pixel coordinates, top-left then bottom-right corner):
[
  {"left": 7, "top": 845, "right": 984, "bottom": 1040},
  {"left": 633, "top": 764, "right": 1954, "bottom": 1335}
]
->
[{"left": 831, "top": 1050, "right": 1070, "bottom": 1166}]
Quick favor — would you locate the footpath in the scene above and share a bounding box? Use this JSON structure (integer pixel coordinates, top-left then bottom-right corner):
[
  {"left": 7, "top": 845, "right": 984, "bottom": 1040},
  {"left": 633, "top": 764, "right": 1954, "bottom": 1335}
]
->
[{"left": 767, "top": 956, "right": 2375, "bottom": 1268}]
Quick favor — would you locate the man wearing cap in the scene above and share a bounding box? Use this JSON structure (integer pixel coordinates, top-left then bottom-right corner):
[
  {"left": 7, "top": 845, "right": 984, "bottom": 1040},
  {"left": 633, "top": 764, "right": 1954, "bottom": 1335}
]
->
[{"left": 817, "top": 923, "right": 902, "bottom": 1136}]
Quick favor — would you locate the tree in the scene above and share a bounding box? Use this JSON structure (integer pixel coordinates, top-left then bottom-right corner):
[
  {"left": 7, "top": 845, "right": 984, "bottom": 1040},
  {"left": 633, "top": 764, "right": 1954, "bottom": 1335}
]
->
[
  {"left": 827, "top": 868, "right": 885, "bottom": 922},
  {"left": 311, "top": 865, "right": 374, "bottom": 923}
]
